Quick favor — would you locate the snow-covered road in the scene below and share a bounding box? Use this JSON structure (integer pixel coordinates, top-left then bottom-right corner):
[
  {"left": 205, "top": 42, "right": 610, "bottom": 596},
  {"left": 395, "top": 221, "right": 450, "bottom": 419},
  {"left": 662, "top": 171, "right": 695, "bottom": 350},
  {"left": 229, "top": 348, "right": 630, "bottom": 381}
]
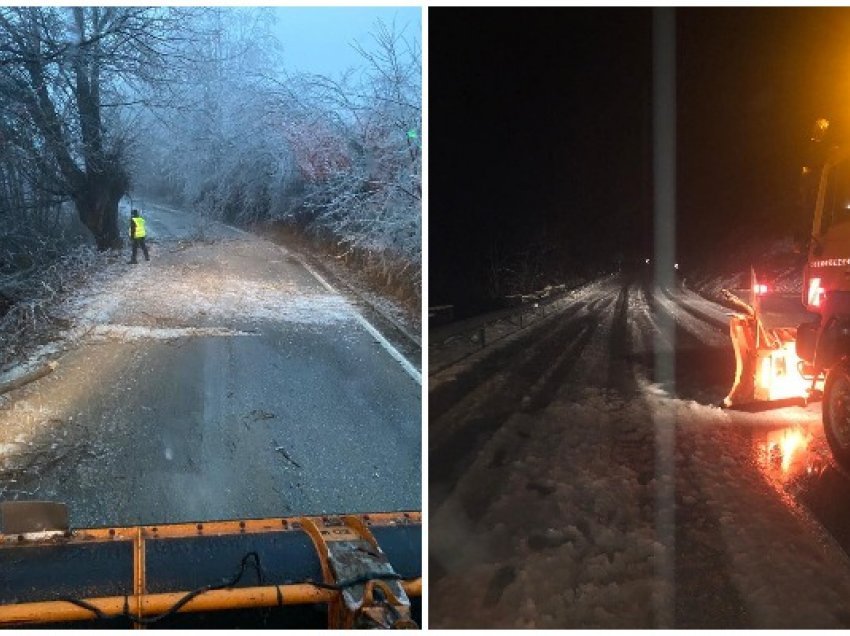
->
[
  {"left": 429, "top": 272, "right": 850, "bottom": 628},
  {"left": 0, "top": 200, "right": 420, "bottom": 527}
]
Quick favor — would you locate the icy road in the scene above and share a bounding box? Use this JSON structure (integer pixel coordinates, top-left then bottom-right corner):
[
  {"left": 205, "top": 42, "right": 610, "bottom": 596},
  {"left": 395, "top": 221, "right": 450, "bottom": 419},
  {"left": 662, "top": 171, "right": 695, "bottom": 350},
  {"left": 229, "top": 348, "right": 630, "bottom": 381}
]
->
[
  {"left": 0, "top": 202, "right": 420, "bottom": 527},
  {"left": 430, "top": 272, "right": 850, "bottom": 628}
]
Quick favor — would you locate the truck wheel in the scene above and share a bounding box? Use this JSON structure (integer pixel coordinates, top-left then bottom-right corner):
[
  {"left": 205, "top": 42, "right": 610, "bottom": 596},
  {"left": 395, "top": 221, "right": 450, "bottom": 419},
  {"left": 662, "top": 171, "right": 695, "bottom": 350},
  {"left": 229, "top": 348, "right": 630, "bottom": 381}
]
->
[{"left": 823, "top": 363, "right": 850, "bottom": 469}]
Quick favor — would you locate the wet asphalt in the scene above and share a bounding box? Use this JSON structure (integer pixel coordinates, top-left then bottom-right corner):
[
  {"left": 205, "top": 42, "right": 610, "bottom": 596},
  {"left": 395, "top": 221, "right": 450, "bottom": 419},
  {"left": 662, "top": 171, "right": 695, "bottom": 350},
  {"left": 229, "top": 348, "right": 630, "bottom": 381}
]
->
[{"left": 2, "top": 202, "right": 420, "bottom": 528}]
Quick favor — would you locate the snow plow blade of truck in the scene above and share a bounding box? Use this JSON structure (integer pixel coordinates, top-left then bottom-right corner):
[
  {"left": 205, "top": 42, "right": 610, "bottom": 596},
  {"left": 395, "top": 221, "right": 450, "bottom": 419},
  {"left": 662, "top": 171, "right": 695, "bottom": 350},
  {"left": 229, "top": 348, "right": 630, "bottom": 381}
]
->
[
  {"left": 0, "top": 504, "right": 421, "bottom": 629},
  {"left": 722, "top": 270, "right": 816, "bottom": 408}
]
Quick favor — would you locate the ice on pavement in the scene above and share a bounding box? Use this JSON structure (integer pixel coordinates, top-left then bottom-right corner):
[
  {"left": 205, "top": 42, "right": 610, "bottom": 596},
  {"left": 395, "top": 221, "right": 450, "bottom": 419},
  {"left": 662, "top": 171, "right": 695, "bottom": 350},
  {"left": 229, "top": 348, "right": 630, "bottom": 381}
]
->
[
  {"left": 61, "top": 243, "right": 355, "bottom": 330},
  {"left": 0, "top": 205, "right": 358, "bottom": 400},
  {"left": 87, "top": 325, "right": 258, "bottom": 342}
]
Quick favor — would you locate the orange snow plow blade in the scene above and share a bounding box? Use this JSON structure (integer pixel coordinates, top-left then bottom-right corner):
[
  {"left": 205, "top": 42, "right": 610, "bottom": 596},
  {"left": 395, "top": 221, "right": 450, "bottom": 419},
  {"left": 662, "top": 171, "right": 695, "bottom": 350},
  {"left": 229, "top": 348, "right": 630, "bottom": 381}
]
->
[
  {"left": 723, "top": 269, "right": 814, "bottom": 408},
  {"left": 0, "top": 507, "right": 421, "bottom": 629},
  {"left": 724, "top": 313, "right": 758, "bottom": 407}
]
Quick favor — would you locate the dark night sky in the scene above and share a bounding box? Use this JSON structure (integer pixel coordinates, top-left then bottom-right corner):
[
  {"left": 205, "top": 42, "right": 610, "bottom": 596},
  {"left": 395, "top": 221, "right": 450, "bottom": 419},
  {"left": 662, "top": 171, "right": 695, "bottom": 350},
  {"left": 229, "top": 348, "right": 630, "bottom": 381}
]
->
[{"left": 429, "top": 7, "right": 850, "bottom": 310}]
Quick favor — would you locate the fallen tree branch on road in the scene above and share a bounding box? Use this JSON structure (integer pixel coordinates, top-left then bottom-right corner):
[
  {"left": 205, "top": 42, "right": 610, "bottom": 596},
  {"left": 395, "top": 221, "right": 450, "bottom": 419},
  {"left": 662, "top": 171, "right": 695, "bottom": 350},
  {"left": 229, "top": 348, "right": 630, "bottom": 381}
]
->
[{"left": 0, "top": 361, "right": 58, "bottom": 396}]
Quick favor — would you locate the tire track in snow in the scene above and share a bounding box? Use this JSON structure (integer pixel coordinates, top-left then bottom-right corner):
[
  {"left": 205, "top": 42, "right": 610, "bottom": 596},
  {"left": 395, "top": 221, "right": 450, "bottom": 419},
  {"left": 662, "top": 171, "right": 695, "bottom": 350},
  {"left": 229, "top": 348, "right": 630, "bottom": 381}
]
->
[
  {"left": 460, "top": 280, "right": 636, "bottom": 572},
  {"left": 431, "top": 300, "right": 591, "bottom": 430},
  {"left": 585, "top": 295, "right": 612, "bottom": 313},
  {"left": 607, "top": 277, "right": 638, "bottom": 394},
  {"left": 513, "top": 277, "right": 624, "bottom": 411},
  {"left": 632, "top": 286, "right": 675, "bottom": 355},
  {"left": 652, "top": 285, "right": 728, "bottom": 348},
  {"left": 430, "top": 295, "right": 610, "bottom": 595},
  {"left": 516, "top": 314, "right": 599, "bottom": 414},
  {"left": 430, "top": 301, "right": 589, "bottom": 421},
  {"left": 432, "top": 280, "right": 659, "bottom": 628},
  {"left": 627, "top": 289, "right": 752, "bottom": 627},
  {"left": 659, "top": 284, "right": 729, "bottom": 333},
  {"left": 430, "top": 293, "right": 608, "bottom": 512},
  {"left": 640, "top": 282, "right": 734, "bottom": 403},
  {"left": 461, "top": 311, "right": 601, "bottom": 519},
  {"left": 607, "top": 281, "right": 654, "bottom": 489}
]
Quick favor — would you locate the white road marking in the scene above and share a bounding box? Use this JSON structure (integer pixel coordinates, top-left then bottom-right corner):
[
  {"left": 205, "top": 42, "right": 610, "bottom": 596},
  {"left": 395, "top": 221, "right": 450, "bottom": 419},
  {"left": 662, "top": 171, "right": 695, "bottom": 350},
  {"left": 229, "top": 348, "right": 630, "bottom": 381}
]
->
[
  {"left": 135, "top": 202, "right": 418, "bottom": 382},
  {"left": 294, "top": 253, "right": 422, "bottom": 385}
]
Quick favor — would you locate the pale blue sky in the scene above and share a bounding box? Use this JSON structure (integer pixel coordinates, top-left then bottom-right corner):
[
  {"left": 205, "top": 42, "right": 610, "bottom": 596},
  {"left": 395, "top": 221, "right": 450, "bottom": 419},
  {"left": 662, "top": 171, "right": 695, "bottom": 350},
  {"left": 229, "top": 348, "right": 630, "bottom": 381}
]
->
[{"left": 271, "top": 6, "right": 421, "bottom": 77}]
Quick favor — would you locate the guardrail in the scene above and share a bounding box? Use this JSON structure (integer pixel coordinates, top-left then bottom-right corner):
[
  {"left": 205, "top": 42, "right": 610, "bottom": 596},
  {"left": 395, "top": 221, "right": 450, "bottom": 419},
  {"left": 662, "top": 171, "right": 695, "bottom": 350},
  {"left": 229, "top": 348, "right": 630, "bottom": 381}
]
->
[{"left": 428, "top": 283, "right": 577, "bottom": 375}]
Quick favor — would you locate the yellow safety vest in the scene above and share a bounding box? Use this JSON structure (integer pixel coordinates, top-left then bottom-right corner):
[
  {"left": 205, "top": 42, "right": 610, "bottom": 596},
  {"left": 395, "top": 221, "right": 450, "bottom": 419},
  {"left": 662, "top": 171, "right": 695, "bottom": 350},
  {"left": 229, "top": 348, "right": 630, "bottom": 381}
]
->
[{"left": 132, "top": 217, "right": 146, "bottom": 238}]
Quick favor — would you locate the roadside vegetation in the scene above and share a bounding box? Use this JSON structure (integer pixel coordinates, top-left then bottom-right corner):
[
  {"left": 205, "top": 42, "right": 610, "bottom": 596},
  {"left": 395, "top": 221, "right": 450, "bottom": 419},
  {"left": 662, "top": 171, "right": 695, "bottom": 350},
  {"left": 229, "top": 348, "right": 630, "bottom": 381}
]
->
[{"left": 0, "top": 7, "right": 421, "bottom": 355}]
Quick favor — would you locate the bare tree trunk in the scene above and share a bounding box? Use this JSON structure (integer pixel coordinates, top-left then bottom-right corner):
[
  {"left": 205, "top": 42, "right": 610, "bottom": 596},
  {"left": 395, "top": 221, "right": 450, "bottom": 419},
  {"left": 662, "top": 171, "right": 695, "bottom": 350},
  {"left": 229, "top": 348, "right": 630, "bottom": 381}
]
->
[{"left": 73, "top": 168, "right": 127, "bottom": 250}]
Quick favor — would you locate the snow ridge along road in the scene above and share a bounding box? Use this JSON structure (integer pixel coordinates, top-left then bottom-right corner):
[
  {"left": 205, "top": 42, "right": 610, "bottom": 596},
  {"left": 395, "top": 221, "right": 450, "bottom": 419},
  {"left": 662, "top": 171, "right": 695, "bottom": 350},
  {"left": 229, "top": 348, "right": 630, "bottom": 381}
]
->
[
  {"left": 430, "top": 271, "right": 850, "bottom": 629},
  {"left": 0, "top": 202, "right": 421, "bottom": 527}
]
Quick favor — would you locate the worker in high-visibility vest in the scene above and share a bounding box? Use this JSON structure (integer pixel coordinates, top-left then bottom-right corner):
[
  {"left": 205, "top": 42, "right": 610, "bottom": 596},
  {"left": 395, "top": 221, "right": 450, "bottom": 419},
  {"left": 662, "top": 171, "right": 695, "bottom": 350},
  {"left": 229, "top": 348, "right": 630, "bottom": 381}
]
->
[{"left": 128, "top": 209, "right": 150, "bottom": 264}]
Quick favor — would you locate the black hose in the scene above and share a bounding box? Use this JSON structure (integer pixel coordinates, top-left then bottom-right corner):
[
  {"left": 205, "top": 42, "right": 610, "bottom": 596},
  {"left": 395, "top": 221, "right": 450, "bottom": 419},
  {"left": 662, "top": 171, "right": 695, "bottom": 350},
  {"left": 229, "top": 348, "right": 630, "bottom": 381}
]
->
[
  {"left": 59, "top": 551, "right": 264, "bottom": 626},
  {"left": 56, "top": 552, "right": 413, "bottom": 626}
]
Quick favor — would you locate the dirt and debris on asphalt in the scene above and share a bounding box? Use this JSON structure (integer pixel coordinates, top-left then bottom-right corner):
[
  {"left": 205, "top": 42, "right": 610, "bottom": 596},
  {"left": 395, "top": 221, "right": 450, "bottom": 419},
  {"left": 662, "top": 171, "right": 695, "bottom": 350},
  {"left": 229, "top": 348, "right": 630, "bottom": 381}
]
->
[{"left": 0, "top": 201, "right": 420, "bottom": 528}]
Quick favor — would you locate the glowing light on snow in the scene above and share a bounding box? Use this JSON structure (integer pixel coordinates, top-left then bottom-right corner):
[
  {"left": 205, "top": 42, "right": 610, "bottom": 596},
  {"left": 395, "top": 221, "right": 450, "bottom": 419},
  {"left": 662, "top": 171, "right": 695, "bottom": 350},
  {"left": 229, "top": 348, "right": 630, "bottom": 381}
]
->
[
  {"left": 779, "top": 429, "right": 810, "bottom": 473},
  {"left": 760, "top": 427, "right": 814, "bottom": 476}
]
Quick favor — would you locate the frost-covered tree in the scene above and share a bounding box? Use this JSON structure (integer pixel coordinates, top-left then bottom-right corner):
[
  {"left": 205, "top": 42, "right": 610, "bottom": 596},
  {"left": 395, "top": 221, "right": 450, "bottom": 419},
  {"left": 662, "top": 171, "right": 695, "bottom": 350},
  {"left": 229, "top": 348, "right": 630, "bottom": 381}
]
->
[
  {"left": 131, "top": 8, "right": 286, "bottom": 222},
  {"left": 0, "top": 7, "right": 191, "bottom": 249},
  {"left": 285, "top": 19, "right": 422, "bottom": 267},
  {"left": 131, "top": 14, "right": 421, "bottom": 284}
]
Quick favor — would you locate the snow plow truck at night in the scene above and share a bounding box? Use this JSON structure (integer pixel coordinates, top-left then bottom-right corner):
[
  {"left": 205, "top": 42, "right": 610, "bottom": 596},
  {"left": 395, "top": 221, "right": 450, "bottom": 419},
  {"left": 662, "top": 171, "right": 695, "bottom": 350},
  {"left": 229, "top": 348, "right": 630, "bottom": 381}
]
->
[{"left": 724, "top": 118, "right": 850, "bottom": 471}]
